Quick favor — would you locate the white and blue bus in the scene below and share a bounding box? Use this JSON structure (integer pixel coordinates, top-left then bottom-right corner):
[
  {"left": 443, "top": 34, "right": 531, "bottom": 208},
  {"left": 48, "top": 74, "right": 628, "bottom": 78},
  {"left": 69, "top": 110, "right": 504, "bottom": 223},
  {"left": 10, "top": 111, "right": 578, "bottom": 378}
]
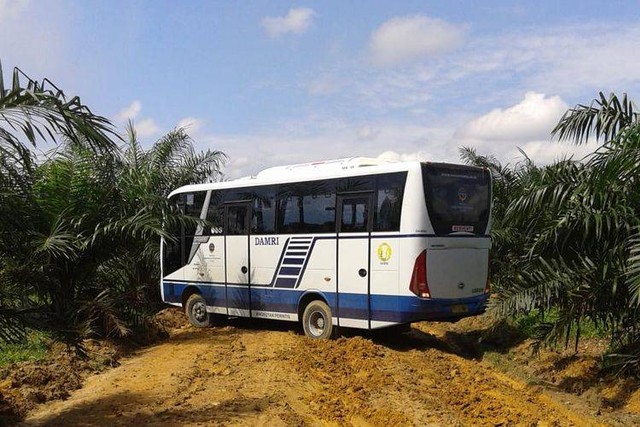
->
[{"left": 160, "top": 157, "right": 491, "bottom": 339}]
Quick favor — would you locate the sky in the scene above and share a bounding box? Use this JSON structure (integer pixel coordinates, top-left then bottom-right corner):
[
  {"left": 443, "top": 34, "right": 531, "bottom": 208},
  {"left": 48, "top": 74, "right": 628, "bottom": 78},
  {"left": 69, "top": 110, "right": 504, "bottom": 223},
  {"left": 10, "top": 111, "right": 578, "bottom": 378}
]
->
[{"left": 2, "top": 0, "right": 640, "bottom": 178}]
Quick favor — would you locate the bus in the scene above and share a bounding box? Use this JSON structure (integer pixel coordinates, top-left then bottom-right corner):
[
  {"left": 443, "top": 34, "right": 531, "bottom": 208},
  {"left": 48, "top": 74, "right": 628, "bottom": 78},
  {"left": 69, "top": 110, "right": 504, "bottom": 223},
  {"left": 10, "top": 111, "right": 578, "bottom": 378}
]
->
[{"left": 160, "top": 157, "right": 492, "bottom": 339}]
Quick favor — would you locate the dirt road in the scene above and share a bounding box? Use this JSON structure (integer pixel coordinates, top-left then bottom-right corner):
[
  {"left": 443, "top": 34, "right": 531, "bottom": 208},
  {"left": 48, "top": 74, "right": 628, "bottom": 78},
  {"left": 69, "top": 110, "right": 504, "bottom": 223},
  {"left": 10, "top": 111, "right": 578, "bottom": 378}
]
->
[{"left": 18, "top": 316, "right": 638, "bottom": 426}]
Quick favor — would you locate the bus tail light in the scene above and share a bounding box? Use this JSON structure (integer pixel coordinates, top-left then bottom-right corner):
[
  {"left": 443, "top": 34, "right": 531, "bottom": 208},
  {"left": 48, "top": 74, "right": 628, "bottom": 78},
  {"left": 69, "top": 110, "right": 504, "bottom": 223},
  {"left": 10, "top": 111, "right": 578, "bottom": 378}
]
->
[
  {"left": 410, "top": 250, "right": 430, "bottom": 298},
  {"left": 484, "top": 256, "right": 491, "bottom": 294}
]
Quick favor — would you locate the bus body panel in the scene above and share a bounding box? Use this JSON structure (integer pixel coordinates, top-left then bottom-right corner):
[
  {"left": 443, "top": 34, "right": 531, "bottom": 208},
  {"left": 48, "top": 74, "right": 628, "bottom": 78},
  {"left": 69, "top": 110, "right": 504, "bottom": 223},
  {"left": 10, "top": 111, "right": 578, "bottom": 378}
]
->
[
  {"left": 250, "top": 234, "right": 286, "bottom": 285},
  {"left": 205, "top": 235, "right": 226, "bottom": 284},
  {"left": 295, "top": 236, "right": 336, "bottom": 292},
  {"left": 426, "top": 236, "right": 490, "bottom": 299},
  {"left": 369, "top": 236, "right": 401, "bottom": 297},
  {"left": 399, "top": 165, "right": 433, "bottom": 235}
]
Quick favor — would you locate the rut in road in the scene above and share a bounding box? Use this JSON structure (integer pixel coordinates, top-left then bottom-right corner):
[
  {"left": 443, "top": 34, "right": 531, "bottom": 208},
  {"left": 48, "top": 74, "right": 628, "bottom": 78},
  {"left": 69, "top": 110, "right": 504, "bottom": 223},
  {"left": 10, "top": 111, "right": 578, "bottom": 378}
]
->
[{"left": 21, "top": 320, "right": 609, "bottom": 426}]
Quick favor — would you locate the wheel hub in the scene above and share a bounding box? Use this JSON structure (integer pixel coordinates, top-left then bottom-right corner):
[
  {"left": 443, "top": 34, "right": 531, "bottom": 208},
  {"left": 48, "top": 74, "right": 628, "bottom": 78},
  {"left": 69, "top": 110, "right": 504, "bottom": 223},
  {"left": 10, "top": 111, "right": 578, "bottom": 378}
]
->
[
  {"left": 308, "top": 311, "right": 326, "bottom": 336},
  {"left": 193, "top": 301, "right": 207, "bottom": 321}
]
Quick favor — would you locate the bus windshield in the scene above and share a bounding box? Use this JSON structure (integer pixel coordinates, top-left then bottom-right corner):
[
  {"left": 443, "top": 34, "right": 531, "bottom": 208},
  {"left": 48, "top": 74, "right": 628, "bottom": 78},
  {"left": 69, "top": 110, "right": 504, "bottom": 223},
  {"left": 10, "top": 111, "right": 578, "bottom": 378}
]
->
[{"left": 421, "top": 163, "right": 491, "bottom": 236}]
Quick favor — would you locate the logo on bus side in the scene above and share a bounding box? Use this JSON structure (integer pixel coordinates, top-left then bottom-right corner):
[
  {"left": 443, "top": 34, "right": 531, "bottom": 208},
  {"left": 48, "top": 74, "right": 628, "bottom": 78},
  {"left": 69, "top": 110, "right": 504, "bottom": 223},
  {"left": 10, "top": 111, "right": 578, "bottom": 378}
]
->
[
  {"left": 255, "top": 237, "right": 280, "bottom": 246},
  {"left": 377, "top": 242, "right": 392, "bottom": 263}
]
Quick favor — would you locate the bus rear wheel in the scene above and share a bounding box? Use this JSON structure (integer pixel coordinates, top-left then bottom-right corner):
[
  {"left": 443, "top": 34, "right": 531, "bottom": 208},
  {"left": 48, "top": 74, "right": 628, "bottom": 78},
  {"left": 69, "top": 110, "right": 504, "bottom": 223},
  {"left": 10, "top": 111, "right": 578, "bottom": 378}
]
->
[
  {"left": 302, "top": 300, "right": 333, "bottom": 339},
  {"left": 186, "top": 293, "right": 210, "bottom": 328}
]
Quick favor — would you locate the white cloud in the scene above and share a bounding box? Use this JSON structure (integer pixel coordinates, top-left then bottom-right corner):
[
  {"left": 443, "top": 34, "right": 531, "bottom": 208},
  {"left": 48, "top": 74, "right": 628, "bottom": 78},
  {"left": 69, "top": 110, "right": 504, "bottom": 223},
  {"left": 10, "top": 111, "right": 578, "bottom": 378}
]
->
[
  {"left": 440, "top": 23, "right": 640, "bottom": 95},
  {"left": 454, "top": 92, "right": 599, "bottom": 166},
  {"left": 377, "top": 150, "right": 432, "bottom": 162},
  {"left": 354, "top": 69, "right": 433, "bottom": 111},
  {"left": 135, "top": 118, "right": 160, "bottom": 139},
  {"left": 117, "top": 100, "right": 142, "bottom": 121},
  {"left": 196, "top": 122, "right": 455, "bottom": 179},
  {"left": 516, "top": 140, "right": 598, "bottom": 164},
  {"left": 115, "top": 100, "right": 160, "bottom": 139},
  {"left": 177, "top": 117, "right": 203, "bottom": 134},
  {"left": 262, "top": 8, "right": 316, "bottom": 37},
  {"left": 369, "top": 15, "right": 465, "bottom": 66},
  {"left": 455, "top": 92, "right": 568, "bottom": 142},
  {"left": 527, "top": 25, "right": 640, "bottom": 93}
]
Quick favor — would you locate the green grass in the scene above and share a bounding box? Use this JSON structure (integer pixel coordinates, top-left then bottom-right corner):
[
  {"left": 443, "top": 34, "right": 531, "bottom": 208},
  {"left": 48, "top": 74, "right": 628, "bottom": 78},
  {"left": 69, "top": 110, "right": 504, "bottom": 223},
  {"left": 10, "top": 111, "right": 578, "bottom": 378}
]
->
[
  {"left": 512, "top": 310, "right": 610, "bottom": 342},
  {"left": 0, "top": 331, "right": 51, "bottom": 367}
]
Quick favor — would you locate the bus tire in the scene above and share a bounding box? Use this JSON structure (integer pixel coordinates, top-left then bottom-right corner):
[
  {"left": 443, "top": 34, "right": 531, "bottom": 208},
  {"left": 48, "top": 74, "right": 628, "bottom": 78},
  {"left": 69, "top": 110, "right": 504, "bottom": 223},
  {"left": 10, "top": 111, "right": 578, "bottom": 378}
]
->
[
  {"left": 302, "top": 300, "right": 333, "bottom": 339},
  {"left": 186, "top": 293, "right": 210, "bottom": 328}
]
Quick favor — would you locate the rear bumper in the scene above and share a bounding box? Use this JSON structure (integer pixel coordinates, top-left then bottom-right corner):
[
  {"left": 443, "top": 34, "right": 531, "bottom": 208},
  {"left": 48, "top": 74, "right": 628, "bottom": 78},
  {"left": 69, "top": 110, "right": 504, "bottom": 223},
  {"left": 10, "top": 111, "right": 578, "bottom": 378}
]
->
[{"left": 368, "top": 293, "right": 489, "bottom": 323}]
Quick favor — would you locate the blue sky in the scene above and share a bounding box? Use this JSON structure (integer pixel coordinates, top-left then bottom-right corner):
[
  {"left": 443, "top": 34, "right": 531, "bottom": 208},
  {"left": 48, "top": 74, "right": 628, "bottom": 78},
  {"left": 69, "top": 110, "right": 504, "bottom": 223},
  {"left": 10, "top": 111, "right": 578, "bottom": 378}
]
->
[{"left": 2, "top": 0, "right": 640, "bottom": 177}]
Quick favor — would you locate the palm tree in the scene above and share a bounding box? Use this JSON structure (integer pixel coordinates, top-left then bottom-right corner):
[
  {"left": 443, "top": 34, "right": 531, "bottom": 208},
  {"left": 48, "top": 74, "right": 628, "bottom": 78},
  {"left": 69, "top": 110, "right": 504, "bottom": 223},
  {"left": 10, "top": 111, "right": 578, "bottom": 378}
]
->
[
  {"left": 98, "top": 122, "right": 226, "bottom": 329},
  {"left": 3, "top": 122, "right": 226, "bottom": 345},
  {"left": 0, "top": 62, "right": 119, "bottom": 343}
]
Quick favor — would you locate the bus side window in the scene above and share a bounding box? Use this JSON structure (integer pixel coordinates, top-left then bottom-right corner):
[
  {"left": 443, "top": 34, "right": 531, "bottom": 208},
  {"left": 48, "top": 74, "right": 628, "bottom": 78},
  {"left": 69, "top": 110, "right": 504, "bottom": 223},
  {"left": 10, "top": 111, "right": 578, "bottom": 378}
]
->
[
  {"left": 341, "top": 198, "right": 369, "bottom": 233},
  {"left": 205, "top": 191, "right": 224, "bottom": 235},
  {"left": 227, "top": 205, "right": 249, "bottom": 236},
  {"left": 375, "top": 172, "right": 406, "bottom": 232},
  {"left": 183, "top": 192, "right": 207, "bottom": 237},
  {"left": 163, "top": 194, "right": 183, "bottom": 275},
  {"left": 278, "top": 182, "right": 336, "bottom": 234},
  {"left": 251, "top": 188, "right": 276, "bottom": 234}
]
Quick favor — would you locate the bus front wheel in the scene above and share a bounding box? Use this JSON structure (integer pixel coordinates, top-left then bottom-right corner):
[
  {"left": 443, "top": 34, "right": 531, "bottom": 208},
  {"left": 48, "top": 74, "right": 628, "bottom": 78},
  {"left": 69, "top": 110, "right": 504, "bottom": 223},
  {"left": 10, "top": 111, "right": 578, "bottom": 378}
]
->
[
  {"left": 186, "top": 293, "right": 210, "bottom": 328},
  {"left": 302, "top": 300, "right": 333, "bottom": 339}
]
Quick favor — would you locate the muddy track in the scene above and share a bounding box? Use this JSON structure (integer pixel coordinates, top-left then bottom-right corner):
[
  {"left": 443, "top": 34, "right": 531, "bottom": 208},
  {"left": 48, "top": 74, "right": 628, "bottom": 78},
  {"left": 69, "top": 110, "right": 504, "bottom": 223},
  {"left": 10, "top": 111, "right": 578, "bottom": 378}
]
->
[{"left": 18, "top": 319, "right": 636, "bottom": 426}]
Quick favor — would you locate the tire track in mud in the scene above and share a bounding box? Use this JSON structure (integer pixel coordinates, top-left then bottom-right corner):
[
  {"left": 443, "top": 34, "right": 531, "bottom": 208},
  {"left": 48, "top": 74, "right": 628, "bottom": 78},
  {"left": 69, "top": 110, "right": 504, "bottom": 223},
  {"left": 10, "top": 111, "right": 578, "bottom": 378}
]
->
[{"left": 20, "top": 320, "right": 613, "bottom": 426}]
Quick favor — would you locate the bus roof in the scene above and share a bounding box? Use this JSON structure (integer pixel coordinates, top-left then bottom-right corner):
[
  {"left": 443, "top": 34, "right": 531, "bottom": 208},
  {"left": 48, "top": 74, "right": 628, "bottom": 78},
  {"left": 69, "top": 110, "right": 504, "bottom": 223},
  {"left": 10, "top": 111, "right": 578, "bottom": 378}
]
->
[{"left": 168, "top": 157, "right": 425, "bottom": 197}]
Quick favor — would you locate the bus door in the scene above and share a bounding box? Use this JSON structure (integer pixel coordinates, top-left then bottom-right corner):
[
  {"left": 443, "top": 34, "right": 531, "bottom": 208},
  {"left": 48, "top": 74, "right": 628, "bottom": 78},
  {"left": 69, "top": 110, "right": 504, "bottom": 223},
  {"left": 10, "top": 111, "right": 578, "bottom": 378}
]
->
[
  {"left": 224, "top": 202, "right": 251, "bottom": 317},
  {"left": 337, "top": 193, "right": 373, "bottom": 329}
]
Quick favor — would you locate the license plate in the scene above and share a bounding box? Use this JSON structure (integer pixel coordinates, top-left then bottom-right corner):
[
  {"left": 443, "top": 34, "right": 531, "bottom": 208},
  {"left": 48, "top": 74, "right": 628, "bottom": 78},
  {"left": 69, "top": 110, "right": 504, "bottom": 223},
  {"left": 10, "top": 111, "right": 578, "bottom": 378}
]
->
[{"left": 451, "top": 304, "right": 469, "bottom": 314}]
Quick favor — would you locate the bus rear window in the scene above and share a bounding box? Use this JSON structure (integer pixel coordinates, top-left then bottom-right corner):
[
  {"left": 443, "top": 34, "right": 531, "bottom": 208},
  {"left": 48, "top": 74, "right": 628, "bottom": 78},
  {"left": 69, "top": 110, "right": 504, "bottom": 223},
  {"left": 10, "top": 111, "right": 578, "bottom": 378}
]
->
[{"left": 421, "top": 163, "right": 491, "bottom": 236}]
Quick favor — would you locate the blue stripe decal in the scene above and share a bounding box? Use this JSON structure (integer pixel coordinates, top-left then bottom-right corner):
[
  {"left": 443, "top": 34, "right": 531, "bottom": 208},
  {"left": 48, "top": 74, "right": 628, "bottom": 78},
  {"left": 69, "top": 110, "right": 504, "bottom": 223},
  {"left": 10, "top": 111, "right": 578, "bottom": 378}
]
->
[
  {"left": 275, "top": 277, "right": 297, "bottom": 288},
  {"left": 279, "top": 267, "right": 301, "bottom": 276},
  {"left": 282, "top": 258, "right": 304, "bottom": 265},
  {"left": 163, "top": 280, "right": 488, "bottom": 323}
]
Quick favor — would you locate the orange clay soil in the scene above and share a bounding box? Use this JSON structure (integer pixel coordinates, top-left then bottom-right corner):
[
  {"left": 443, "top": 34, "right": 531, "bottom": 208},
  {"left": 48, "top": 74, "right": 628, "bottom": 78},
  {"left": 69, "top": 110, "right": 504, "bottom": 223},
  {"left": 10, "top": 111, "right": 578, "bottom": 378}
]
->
[{"left": 15, "top": 311, "right": 640, "bottom": 427}]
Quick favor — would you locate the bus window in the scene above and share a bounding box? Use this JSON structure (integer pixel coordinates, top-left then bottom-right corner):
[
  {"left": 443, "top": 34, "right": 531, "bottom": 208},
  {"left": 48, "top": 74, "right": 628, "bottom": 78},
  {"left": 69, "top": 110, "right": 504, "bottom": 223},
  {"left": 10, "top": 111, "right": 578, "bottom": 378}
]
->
[
  {"left": 278, "top": 182, "right": 336, "bottom": 234},
  {"left": 421, "top": 164, "right": 491, "bottom": 235},
  {"left": 250, "top": 187, "right": 276, "bottom": 234},
  {"left": 340, "top": 196, "right": 370, "bottom": 233},
  {"left": 163, "top": 195, "right": 183, "bottom": 275},
  {"left": 375, "top": 172, "right": 406, "bottom": 232},
  {"left": 226, "top": 205, "right": 249, "bottom": 235},
  {"left": 183, "top": 192, "right": 207, "bottom": 237},
  {"left": 337, "top": 176, "right": 374, "bottom": 194},
  {"left": 204, "top": 191, "right": 225, "bottom": 235}
]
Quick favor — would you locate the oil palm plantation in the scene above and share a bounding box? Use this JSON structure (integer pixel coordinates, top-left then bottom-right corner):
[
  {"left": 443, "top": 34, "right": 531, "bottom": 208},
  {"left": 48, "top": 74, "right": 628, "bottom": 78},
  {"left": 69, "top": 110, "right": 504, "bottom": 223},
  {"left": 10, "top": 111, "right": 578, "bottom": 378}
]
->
[
  {"left": 0, "top": 62, "right": 227, "bottom": 344},
  {"left": 466, "top": 93, "right": 640, "bottom": 357},
  {"left": 4, "top": 123, "right": 225, "bottom": 345},
  {"left": 0, "top": 62, "right": 118, "bottom": 342}
]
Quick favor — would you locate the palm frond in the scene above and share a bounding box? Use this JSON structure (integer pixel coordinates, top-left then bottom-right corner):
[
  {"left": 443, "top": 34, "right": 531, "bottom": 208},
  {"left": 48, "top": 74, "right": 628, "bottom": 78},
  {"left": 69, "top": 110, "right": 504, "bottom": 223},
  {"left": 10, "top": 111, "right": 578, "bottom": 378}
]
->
[
  {"left": 0, "top": 62, "right": 120, "bottom": 152},
  {"left": 552, "top": 92, "right": 638, "bottom": 145}
]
